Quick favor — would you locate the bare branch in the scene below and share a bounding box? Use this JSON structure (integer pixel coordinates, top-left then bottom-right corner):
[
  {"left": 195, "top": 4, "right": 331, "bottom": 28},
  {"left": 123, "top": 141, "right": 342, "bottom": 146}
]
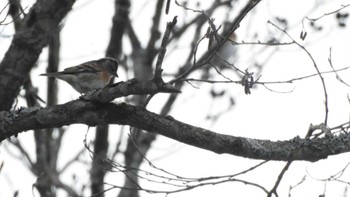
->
[
  {"left": 268, "top": 161, "right": 293, "bottom": 197},
  {"left": 127, "top": 21, "right": 142, "bottom": 53},
  {"left": 268, "top": 20, "right": 329, "bottom": 125},
  {"left": 7, "top": 0, "right": 26, "bottom": 30},
  {"left": 259, "top": 66, "right": 350, "bottom": 85},
  {"left": 89, "top": 139, "right": 270, "bottom": 195},
  {"left": 81, "top": 78, "right": 180, "bottom": 103},
  {"left": 104, "top": 177, "right": 269, "bottom": 195},
  {"left": 179, "top": 65, "right": 350, "bottom": 95},
  {"left": 328, "top": 48, "right": 350, "bottom": 87},
  {"left": 175, "top": 0, "right": 201, "bottom": 13},
  {"left": 154, "top": 16, "right": 177, "bottom": 82},
  {"left": 0, "top": 2, "right": 26, "bottom": 27},
  {"left": 59, "top": 147, "right": 85, "bottom": 174},
  {"left": 106, "top": 0, "right": 130, "bottom": 58},
  {"left": 43, "top": 170, "right": 79, "bottom": 196},
  {"left": 2, "top": 101, "right": 350, "bottom": 162},
  {"left": 288, "top": 175, "right": 307, "bottom": 196},
  {"left": 0, "top": 0, "right": 76, "bottom": 111},
  {"left": 170, "top": 0, "right": 262, "bottom": 84},
  {"left": 308, "top": 161, "right": 350, "bottom": 182},
  {"left": 165, "top": 0, "right": 171, "bottom": 14},
  {"left": 306, "top": 3, "right": 350, "bottom": 22},
  {"left": 146, "top": 0, "right": 165, "bottom": 56},
  {"left": 7, "top": 138, "right": 35, "bottom": 172}
]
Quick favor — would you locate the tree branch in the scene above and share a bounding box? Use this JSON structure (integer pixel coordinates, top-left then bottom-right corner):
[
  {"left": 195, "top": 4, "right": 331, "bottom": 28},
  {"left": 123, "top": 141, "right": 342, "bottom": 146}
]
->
[
  {"left": 106, "top": 0, "right": 130, "bottom": 58},
  {"left": 81, "top": 78, "right": 180, "bottom": 103},
  {"left": 154, "top": 16, "right": 177, "bottom": 83},
  {"left": 0, "top": 0, "right": 75, "bottom": 111},
  {"left": 146, "top": 0, "right": 165, "bottom": 59},
  {"left": 1, "top": 101, "right": 350, "bottom": 162}
]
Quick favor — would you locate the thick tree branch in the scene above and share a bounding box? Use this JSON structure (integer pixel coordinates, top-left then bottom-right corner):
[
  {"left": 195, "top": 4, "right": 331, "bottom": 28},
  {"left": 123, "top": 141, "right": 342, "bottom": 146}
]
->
[
  {"left": 81, "top": 78, "right": 180, "bottom": 103},
  {"left": 106, "top": 0, "right": 130, "bottom": 58},
  {"left": 0, "top": 0, "right": 75, "bottom": 111},
  {"left": 1, "top": 100, "right": 350, "bottom": 162}
]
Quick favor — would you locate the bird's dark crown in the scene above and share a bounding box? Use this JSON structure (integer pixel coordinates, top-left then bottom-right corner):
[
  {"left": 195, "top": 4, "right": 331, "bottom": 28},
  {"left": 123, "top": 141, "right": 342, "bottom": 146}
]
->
[{"left": 100, "top": 57, "right": 119, "bottom": 76}]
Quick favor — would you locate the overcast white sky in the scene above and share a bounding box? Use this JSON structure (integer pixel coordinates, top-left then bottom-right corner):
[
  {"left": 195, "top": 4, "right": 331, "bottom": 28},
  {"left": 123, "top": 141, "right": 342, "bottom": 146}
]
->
[{"left": 1, "top": 0, "right": 350, "bottom": 196}]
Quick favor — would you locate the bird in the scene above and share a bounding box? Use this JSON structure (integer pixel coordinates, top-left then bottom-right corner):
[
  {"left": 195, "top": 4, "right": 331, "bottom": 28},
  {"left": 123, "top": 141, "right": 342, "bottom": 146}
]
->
[
  {"left": 210, "top": 32, "right": 237, "bottom": 69},
  {"left": 40, "top": 57, "right": 119, "bottom": 94},
  {"left": 201, "top": 32, "right": 237, "bottom": 80}
]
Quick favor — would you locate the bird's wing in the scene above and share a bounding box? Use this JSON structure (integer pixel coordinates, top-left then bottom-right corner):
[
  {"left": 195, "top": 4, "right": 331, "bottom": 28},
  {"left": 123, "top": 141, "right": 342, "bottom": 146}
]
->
[
  {"left": 40, "top": 61, "right": 104, "bottom": 76},
  {"left": 62, "top": 62, "right": 102, "bottom": 74}
]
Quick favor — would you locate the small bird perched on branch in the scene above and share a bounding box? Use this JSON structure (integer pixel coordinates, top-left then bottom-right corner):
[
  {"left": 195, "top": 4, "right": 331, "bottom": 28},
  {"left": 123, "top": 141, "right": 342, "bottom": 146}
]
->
[
  {"left": 210, "top": 32, "right": 237, "bottom": 70},
  {"left": 40, "top": 57, "right": 119, "bottom": 94},
  {"left": 201, "top": 31, "right": 237, "bottom": 80}
]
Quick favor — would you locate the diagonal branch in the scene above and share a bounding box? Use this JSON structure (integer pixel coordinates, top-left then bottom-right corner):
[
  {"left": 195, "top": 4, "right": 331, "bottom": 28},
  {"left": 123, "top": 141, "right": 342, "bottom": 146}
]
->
[
  {"left": 146, "top": 0, "right": 165, "bottom": 57},
  {"left": 81, "top": 78, "right": 180, "bottom": 103},
  {"left": 268, "top": 21, "right": 329, "bottom": 125},
  {"left": 0, "top": 0, "right": 76, "bottom": 111},
  {"left": 170, "top": 0, "right": 261, "bottom": 84},
  {"left": 268, "top": 161, "right": 293, "bottom": 197},
  {"left": 154, "top": 16, "right": 177, "bottom": 82},
  {"left": 2, "top": 101, "right": 350, "bottom": 162}
]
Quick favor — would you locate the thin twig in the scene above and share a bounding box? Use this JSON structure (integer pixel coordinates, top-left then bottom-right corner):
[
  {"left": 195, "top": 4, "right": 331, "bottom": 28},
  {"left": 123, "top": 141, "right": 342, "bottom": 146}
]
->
[
  {"left": 259, "top": 65, "right": 350, "bottom": 84},
  {"left": 85, "top": 128, "right": 271, "bottom": 195},
  {"left": 7, "top": 139, "right": 35, "bottom": 172},
  {"left": 268, "top": 161, "right": 293, "bottom": 197},
  {"left": 175, "top": 0, "right": 201, "bottom": 13},
  {"left": 0, "top": 4, "right": 27, "bottom": 26},
  {"left": 180, "top": 65, "right": 350, "bottom": 86},
  {"left": 308, "top": 161, "right": 350, "bottom": 182},
  {"left": 306, "top": 3, "right": 350, "bottom": 22},
  {"left": 170, "top": 0, "right": 262, "bottom": 84},
  {"left": 327, "top": 48, "right": 350, "bottom": 87},
  {"left": 262, "top": 84, "right": 295, "bottom": 94},
  {"left": 58, "top": 147, "right": 85, "bottom": 174},
  {"left": 268, "top": 20, "right": 329, "bottom": 125},
  {"left": 181, "top": 78, "right": 241, "bottom": 84},
  {"left": 288, "top": 175, "right": 306, "bottom": 197}
]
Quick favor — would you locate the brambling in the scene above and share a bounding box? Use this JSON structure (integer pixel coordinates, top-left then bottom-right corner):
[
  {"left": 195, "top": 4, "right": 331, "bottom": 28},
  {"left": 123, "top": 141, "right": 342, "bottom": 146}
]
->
[
  {"left": 40, "top": 57, "right": 119, "bottom": 94},
  {"left": 211, "top": 32, "right": 237, "bottom": 68}
]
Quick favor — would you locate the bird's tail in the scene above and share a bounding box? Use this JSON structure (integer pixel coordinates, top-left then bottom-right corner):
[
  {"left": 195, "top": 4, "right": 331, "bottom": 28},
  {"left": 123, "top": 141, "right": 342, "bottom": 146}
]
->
[{"left": 39, "top": 73, "right": 61, "bottom": 77}]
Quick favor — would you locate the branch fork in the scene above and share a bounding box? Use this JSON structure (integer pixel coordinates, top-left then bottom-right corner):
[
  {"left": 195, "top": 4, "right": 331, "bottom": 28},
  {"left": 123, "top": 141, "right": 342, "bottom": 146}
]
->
[{"left": 82, "top": 16, "right": 180, "bottom": 103}]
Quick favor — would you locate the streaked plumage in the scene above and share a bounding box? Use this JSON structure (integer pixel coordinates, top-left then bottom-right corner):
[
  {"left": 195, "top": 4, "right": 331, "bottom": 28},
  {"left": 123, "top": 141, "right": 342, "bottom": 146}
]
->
[{"left": 40, "top": 57, "right": 119, "bottom": 94}]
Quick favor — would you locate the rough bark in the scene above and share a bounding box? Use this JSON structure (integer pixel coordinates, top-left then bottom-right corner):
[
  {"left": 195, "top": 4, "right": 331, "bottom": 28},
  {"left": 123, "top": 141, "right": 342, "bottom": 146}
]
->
[
  {"left": 1, "top": 100, "right": 349, "bottom": 162},
  {"left": 0, "top": 0, "right": 75, "bottom": 111}
]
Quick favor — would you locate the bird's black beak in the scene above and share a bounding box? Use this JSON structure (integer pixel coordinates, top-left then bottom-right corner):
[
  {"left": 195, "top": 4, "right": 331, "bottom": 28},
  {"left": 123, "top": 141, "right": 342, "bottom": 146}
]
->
[{"left": 114, "top": 72, "right": 119, "bottom": 77}]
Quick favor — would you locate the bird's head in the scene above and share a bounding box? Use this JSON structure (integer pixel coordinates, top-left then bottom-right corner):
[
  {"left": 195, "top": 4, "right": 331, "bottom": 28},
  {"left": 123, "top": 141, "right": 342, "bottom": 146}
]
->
[{"left": 100, "top": 57, "right": 119, "bottom": 77}]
